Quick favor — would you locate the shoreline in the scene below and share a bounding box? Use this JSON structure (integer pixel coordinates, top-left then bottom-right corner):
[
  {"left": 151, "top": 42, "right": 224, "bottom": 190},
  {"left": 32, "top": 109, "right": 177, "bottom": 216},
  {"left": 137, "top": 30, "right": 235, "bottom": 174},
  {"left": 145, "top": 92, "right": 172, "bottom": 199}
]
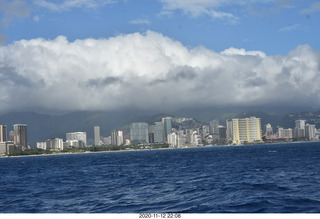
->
[
  {"left": 4, "top": 147, "right": 172, "bottom": 158},
  {"left": 4, "top": 141, "right": 320, "bottom": 158}
]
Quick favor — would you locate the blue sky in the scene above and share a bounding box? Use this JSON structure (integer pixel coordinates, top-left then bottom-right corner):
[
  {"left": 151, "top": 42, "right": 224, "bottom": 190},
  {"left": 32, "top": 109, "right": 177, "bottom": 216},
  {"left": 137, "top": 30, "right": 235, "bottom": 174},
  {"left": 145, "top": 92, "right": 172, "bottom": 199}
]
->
[
  {"left": 0, "top": 0, "right": 320, "bottom": 114},
  {"left": 1, "top": 0, "right": 319, "bottom": 55}
]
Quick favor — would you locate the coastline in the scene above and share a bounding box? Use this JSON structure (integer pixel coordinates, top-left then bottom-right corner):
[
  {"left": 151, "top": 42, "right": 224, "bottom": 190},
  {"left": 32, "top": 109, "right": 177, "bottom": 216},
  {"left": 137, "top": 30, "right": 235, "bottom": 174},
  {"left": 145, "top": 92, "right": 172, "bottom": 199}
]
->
[
  {"left": 4, "top": 141, "right": 320, "bottom": 159},
  {"left": 4, "top": 147, "right": 172, "bottom": 158}
]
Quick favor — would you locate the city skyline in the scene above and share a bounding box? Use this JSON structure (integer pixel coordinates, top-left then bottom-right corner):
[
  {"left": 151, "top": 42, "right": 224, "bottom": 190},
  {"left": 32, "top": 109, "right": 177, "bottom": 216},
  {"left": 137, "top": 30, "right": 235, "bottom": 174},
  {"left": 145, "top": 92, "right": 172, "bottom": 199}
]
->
[
  {"left": 0, "top": 1, "right": 320, "bottom": 114},
  {"left": 1, "top": 111, "right": 320, "bottom": 155}
]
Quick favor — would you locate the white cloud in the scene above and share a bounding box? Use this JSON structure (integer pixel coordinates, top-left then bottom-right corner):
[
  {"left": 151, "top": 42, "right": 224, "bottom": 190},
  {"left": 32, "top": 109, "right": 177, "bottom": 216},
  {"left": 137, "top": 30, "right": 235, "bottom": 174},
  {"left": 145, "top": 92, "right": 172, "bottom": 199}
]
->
[
  {"left": 300, "top": 2, "right": 320, "bottom": 14},
  {"left": 0, "top": 31, "right": 320, "bottom": 113},
  {"left": 158, "top": 0, "right": 271, "bottom": 23},
  {"left": 279, "top": 23, "right": 301, "bottom": 32},
  {"left": 129, "top": 19, "right": 151, "bottom": 25},
  {"left": 33, "top": 0, "right": 115, "bottom": 11}
]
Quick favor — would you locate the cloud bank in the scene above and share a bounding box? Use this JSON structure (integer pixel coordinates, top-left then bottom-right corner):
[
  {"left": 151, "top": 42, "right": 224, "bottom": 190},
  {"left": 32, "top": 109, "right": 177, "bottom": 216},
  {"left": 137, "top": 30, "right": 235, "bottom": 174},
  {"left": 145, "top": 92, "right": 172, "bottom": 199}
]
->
[{"left": 0, "top": 31, "right": 320, "bottom": 114}]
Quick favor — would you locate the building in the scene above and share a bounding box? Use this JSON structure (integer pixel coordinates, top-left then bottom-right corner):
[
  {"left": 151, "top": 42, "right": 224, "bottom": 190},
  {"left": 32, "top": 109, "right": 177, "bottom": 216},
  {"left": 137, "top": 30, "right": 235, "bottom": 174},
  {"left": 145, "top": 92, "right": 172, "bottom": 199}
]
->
[
  {"left": 148, "top": 125, "right": 155, "bottom": 143},
  {"left": 130, "top": 122, "right": 149, "bottom": 144},
  {"left": 295, "top": 120, "right": 306, "bottom": 130},
  {"left": 294, "top": 119, "right": 306, "bottom": 138},
  {"left": 46, "top": 138, "right": 64, "bottom": 150},
  {"left": 162, "top": 117, "right": 172, "bottom": 142},
  {"left": 101, "top": 136, "right": 111, "bottom": 145},
  {"left": 13, "top": 124, "right": 28, "bottom": 150},
  {"left": 111, "top": 129, "right": 124, "bottom": 146},
  {"left": 305, "top": 124, "right": 316, "bottom": 140},
  {"left": 154, "top": 122, "right": 163, "bottom": 143},
  {"left": 226, "top": 119, "right": 233, "bottom": 142},
  {"left": 0, "top": 125, "right": 7, "bottom": 142},
  {"left": 37, "top": 142, "right": 47, "bottom": 150},
  {"left": 218, "top": 126, "right": 227, "bottom": 140},
  {"left": 202, "top": 125, "right": 210, "bottom": 139},
  {"left": 117, "top": 131, "right": 124, "bottom": 145},
  {"left": 65, "top": 140, "right": 85, "bottom": 148},
  {"left": 94, "top": 126, "right": 101, "bottom": 146},
  {"left": 277, "top": 127, "right": 293, "bottom": 139},
  {"left": 264, "top": 123, "right": 273, "bottom": 136},
  {"left": 167, "top": 131, "right": 186, "bottom": 148},
  {"left": 66, "top": 132, "right": 87, "bottom": 146},
  {"left": 0, "top": 142, "right": 7, "bottom": 154},
  {"left": 210, "top": 120, "right": 219, "bottom": 134},
  {"left": 232, "top": 117, "right": 262, "bottom": 145}
]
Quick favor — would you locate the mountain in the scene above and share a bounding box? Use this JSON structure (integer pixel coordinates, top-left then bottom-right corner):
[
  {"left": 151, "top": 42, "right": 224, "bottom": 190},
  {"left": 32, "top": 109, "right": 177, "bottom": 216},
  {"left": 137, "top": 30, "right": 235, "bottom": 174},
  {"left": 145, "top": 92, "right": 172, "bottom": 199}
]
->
[{"left": 1, "top": 108, "right": 318, "bottom": 147}]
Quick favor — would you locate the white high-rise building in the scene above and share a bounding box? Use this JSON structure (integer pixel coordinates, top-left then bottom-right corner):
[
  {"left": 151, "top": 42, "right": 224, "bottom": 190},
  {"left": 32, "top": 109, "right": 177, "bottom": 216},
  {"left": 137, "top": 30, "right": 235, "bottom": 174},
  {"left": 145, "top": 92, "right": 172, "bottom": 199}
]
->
[
  {"left": 305, "top": 124, "right": 316, "bottom": 140},
  {"left": 94, "top": 126, "right": 101, "bottom": 146},
  {"left": 66, "top": 132, "right": 87, "bottom": 146},
  {"left": 117, "top": 130, "right": 124, "bottom": 146}
]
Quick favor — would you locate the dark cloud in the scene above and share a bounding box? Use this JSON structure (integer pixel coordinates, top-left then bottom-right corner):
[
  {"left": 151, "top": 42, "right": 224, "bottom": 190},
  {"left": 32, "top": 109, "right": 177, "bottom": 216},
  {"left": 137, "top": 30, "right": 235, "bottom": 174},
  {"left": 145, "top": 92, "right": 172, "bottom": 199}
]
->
[{"left": 86, "top": 76, "right": 122, "bottom": 87}]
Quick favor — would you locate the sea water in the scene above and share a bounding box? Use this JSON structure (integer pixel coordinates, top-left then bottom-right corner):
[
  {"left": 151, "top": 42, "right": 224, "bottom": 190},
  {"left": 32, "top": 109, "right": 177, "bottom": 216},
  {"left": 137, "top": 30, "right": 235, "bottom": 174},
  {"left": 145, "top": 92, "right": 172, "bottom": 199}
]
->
[{"left": 1, "top": 142, "right": 320, "bottom": 213}]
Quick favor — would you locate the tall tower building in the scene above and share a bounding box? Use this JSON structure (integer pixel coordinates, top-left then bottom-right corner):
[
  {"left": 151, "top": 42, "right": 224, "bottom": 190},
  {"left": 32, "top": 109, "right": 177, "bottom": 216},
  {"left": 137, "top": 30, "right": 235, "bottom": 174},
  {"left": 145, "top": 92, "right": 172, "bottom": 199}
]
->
[
  {"left": 154, "top": 122, "right": 163, "bottom": 143},
  {"left": 294, "top": 119, "right": 306, "bottom": 138},
  {"left": 305, "top": 124, "right": 316, "bottom": 140},
  {"left": 111, "top": 129, "right": 124, "bottom": 146},
  {"left": 117, "top": 131, "right": 124, "bottom": 145},
  {"left": 210, "top": 120, "right": 220, "bottom": 134},
  {"left": 130, "top": 122, "right": 149, "bottom": 144},
  {"left": 162, "top": 117, "right": 172, "bottom": 143},
  {"left": 295, "top": 120, "right": 306, "bottom": 130},
  {"left": 13, "top": 124, "right": 28, "bottom": 150},
  {"left": 111, "top": 129, "right": 118, "bottom": 145},
  {"left": 0, "top": 125, "right": 7, "bottom": 142},
  {"left": 94, "top": 126, "right": 100, "bottom": 146},
  {"left": 226, "top": 119, "right": 233, "bottom": 142},
  {"left": 232, "top": 117, "right": 262, "bottom": 145}
]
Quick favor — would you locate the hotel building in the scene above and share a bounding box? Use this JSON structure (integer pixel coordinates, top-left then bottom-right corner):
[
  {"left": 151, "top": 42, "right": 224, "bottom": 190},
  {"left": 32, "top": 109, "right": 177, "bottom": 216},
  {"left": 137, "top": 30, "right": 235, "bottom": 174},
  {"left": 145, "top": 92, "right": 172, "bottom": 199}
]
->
[{"left": 232, "top": 117, "right": 262, "bottom": 145}]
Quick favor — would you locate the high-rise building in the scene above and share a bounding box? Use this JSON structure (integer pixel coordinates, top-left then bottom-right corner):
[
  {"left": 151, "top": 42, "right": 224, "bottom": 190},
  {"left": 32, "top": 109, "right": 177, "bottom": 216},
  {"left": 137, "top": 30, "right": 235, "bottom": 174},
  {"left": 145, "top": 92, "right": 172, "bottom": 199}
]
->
[
  {"left": 218, "top": 127, "right": 227, "bottom": 140},
  {"left": 210, "top": 120, "right": 219, "bottom": 134},
  {"left": 117, "top": 131, "right": 124, "bottom": 145},
  {"left": 232, "top": 117, "right": 262, "bottom": 145},
  {"left": 0, "top": 125, "right": 7, "bottom": 142},
  {"left": 295, "top": 120, "right": 306, "bottom": 130},
  {"left": 130, "top": 122, "right": 149, "bottom": 144},
  {"left": 13, "top": 124, "right": 28, "bottom": 150},
  {"left": 277, "top": 127, "right": 293, "bottom": 139},
  {"left": 66, "top": 132, "right": 87, "bottom": 146},
  {"left": 305, "top": 124, "right": 316, "bottom": 140},
  {"left": 46, "top": 138, "right": 64, "bottom": 150},
  {"left": 264, "top": 123, "right": 273, "bottom": 136},
  {"left": 111, "top": 129, "right": 124, "bottom": 146},
  {"left": 148, "top": 125, "right": 155, "bottom": 143},
  {"left": 294, "top": 119, "right": 306, "bottom": 138},
  {"left": 202, "top": 125, "right": 210, "bottom": 139},
  {"left": 226, "top": 119, "right": 233, "bottom": 142},
  {"left": 154, "top": 122, "right": 163, "bottom": 143},
  {"left": 94, "top": 126, "right": 100, "bottom": 146},
  {"left": 162, "top": 117, "right": 172, "bottom": 142}
]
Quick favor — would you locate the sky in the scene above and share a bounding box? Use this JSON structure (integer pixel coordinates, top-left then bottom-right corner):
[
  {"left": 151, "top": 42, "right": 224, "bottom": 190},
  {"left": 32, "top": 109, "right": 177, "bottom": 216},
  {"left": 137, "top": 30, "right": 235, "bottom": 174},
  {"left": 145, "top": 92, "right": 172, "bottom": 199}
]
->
[{"left": 0, "top": 0, "right": 320, "bottom": 114}]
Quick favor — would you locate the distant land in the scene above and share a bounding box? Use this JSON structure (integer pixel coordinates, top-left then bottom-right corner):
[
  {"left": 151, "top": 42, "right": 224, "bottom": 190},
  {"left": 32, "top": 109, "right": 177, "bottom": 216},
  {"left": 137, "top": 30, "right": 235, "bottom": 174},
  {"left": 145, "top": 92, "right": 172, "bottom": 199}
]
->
[{"left": 1, "top": 106, "right": 320, "bottom": 147}]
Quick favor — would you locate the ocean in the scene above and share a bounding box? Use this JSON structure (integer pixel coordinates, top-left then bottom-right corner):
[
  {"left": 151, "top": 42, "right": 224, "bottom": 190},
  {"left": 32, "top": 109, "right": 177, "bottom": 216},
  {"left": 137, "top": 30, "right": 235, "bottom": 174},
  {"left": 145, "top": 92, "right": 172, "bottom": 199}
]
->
[{"left": 1, "top": 142, "right": 320, "bottom": 213}]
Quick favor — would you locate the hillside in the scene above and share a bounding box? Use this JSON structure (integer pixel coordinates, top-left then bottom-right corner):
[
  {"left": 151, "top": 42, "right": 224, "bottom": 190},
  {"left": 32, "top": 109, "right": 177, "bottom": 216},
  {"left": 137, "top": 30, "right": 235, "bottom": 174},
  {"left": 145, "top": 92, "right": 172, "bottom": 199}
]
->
[{"left": 1, "top": 108, "right": 319, "bottom": 147}]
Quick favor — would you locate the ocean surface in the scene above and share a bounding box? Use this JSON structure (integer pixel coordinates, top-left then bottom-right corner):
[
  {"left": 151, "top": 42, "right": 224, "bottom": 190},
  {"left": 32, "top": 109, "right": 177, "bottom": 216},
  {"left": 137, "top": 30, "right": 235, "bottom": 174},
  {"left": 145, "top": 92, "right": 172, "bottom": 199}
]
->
[{"left": 1, "top": 142, "right": 320, "bottom": 213}]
